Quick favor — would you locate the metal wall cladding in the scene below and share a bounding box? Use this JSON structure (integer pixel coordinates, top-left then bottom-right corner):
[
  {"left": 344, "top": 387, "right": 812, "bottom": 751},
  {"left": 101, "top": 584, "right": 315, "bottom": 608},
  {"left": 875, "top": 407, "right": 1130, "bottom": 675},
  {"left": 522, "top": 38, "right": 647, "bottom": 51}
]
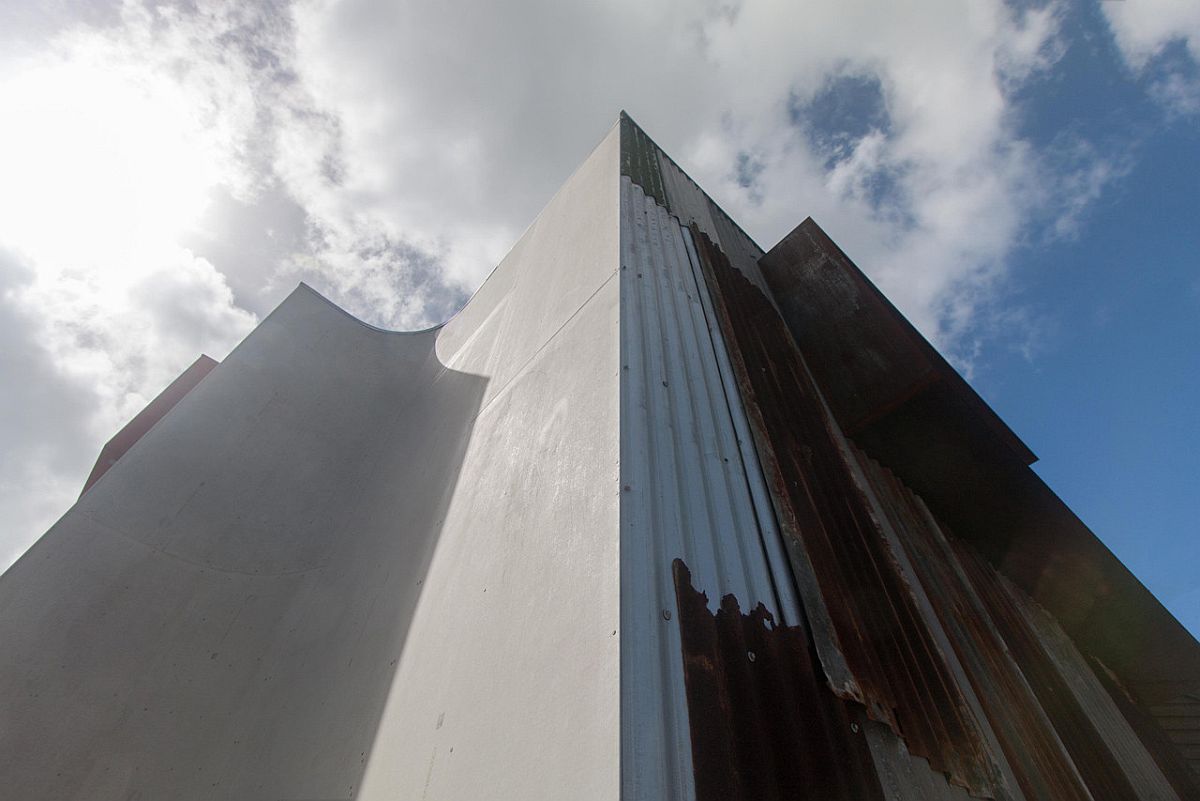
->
[
  {"left": 956, "top": 539, "right": 1148, "bottom": 799},
  {"left": 1149, "top": 693, "right": 1200, "bottom": 781},
  {"left": 689, "top": 226, "right": 1004, "bottom": 799},
  {"left": 854, "top": 449, "right": 1095, "bottom": 801},
  {"left": 618, "top": 177, "right": 798, "bottom": 801},
  {"left": 618, "top": 113, "right": 1196, "bottom": 801},
  {"left": 1011, "top": 570, "right": 1188, "bottom": 801},
  {"left": 671, "top": 558, "right": 884, "bottom": 801}
]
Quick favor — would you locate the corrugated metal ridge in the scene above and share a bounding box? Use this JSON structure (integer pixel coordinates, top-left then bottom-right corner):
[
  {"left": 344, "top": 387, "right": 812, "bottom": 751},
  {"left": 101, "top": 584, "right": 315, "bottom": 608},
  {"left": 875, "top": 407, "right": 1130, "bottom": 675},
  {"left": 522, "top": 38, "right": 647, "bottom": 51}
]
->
[
  {"left": 852, "top": 447, "right": 1096, "bottom": 801},
  {"left": 619, "top": 177, "right": 799, "bottom": 800},
  {"left": 672, "top": 558, "right": 884, "bottom": 801},
  {"left": 952, "top": 538, "right": 1149, "bottom": 800},
  {"left": 688, "top": 225, "right": 1004, "bottom": 798},
  {"left": 618, "top": 112, "right": 767, "bottom": 266},
  {"left": 620, "top": 114, "right": 667, "bottom": 208}
]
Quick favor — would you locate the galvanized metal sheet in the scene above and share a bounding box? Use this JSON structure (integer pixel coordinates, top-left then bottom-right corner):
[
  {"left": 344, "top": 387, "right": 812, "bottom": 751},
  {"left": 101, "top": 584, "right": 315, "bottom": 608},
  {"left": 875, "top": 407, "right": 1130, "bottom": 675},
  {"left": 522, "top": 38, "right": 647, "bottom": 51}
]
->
[{"left": 619, "top": 176, "right": 798, "bottom": 801}]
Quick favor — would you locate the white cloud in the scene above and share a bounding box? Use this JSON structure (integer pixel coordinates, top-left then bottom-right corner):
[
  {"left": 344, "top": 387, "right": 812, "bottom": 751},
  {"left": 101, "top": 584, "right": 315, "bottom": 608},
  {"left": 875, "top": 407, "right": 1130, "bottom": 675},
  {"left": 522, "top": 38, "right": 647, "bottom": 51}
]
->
[
  {"left": 0, "top": 0, "right": 1133, "bottom": 566},
  {"left": 1103, "top": 0, "right": 1200, "bottom": 115}
]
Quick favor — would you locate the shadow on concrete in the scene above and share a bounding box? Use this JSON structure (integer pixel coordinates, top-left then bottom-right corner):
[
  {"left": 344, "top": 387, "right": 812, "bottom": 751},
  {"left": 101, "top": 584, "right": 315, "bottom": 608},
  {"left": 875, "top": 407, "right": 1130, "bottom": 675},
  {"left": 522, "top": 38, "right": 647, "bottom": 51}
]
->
[{"left": 0, "top": 286, "right": 488, "bottom": 801}]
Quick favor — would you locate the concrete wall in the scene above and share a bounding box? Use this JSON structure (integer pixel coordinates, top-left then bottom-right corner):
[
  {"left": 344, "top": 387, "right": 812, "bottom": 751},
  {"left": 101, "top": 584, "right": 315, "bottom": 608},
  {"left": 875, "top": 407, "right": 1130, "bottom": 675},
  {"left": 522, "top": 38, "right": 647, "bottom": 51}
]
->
[{"left": 0, "top": 124, "right": 621, "bottom": 801}]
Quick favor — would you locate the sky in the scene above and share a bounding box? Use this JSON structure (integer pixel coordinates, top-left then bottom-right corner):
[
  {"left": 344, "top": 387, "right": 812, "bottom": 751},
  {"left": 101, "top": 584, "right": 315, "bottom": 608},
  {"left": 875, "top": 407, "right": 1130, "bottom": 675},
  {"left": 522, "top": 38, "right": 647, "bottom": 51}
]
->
[{"left": 0, "top": 0, "right": 1196, "bottom": 636}]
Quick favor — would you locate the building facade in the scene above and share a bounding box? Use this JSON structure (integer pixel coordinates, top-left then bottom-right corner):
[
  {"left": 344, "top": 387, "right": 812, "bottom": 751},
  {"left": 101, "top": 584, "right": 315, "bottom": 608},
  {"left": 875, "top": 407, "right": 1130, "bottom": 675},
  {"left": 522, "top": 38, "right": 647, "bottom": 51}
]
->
[{"left": 0, "top": 114, "right": 1196, "bottom": 800}]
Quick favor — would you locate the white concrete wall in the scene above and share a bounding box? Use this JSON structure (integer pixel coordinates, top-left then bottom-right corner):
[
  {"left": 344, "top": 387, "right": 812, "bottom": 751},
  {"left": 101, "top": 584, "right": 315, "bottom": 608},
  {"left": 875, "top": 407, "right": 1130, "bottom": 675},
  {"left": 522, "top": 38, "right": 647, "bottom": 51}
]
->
[{"left": 0, "top": 124, "right": 621, "bottom": 801}]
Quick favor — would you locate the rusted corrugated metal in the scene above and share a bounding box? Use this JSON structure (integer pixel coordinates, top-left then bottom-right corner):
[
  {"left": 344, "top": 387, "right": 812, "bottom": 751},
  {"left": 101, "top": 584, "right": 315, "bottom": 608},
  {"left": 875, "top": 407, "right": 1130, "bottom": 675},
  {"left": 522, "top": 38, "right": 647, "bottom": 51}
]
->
[
  {"left": 619, "top": 177, "right": 801, "bottom": 801},
  {"left": 1091, "top": 663, "right": 1200, "bottom": 798},
  {"left": 1149, "top": 693, "right": 1200, "bottom": 780},
  {"left": 619, "top": 112, "right": 1199, "bottom": 801},
  {"left": 1011, "top": 570, "right": 1185, "bottom": 800},
  {"left": 854, "top": 449, "right": 1096, "bottom": 801},
  {"left": 688, "top": 225, "right": 1002, "bottom": 798},
  {"left": 953, "top": 538, "right": 1152, "bottom": 800},
  {"left": 757, "top": 218, "right": 1200, "bottom": 721},
  {"left": 672, "top": 558, "right": 884, "bottom": 801}
]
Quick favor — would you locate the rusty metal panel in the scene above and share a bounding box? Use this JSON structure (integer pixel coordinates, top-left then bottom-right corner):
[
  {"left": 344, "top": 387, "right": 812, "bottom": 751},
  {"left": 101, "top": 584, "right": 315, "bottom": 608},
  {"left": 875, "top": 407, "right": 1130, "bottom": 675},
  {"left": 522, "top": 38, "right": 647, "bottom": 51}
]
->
[
  {"left": 1149, "top": 693, "right": 1200, "bottom": 780},
  {"left": 1012, "top": 574, "right": 1186, "bottom": 800},
  {"left": 619, "top": 177, "right": 800, "bottom": 800},
  {"left": 672, "top": 559, "right": 884, "bottom": 801},
  {"left": 757, "top": 217, "right": 1033, "bottom": 463},
  {"left": 954, "top": 539, "right": 1153, "bottom": 801},
  {"left": 854, "top": 449, "right": 1097, "bottom": 801},
  {"left": 862, "top": 719, "right": 981, "bottom": 801},
  {"left": 758, "top": 218, "right": 1200, "bottom": 717},
  {"left": 689, "top": 226, "right": 1002, "bottom": 798}
]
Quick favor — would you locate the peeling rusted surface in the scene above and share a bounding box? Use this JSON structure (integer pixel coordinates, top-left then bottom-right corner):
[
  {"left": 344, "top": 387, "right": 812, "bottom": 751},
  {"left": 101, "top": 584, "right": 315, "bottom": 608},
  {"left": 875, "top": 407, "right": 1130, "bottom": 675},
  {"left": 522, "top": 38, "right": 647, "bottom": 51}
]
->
[
  {"left": 689, "top": 226, "right": 1000, "bottom": 798},
  {"left": 758, "top": 219, "right": 1200, "bottom": 717},
  {"left": 855, "top": 449, "right": 1095, "bottom": 801},
  {"left": 672, "top": 559, "right": 884, "bottom": 801}
]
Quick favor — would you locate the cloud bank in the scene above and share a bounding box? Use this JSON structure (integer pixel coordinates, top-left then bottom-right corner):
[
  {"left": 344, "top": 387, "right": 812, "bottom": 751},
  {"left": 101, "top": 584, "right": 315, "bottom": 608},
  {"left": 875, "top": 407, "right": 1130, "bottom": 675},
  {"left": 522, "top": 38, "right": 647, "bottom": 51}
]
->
[{"left": 0, "top": 0, "right": 1174, "bottom": 568}]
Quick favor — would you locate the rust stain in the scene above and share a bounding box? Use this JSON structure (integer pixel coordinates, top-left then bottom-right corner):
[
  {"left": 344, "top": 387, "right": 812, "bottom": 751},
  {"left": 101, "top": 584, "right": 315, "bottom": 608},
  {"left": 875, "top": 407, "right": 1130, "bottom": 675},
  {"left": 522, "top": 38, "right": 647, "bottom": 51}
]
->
[
  {"left": 855, "top": 449, "right": 1094, "bottom": 801},
  {"left": 689, "top": 227, "right": 1000, "bottom": 798},
  {"left": 672, "top": 559, "right": 884, "bottom": 801},
  {"left": 954, "top": 539, "right": 1145, "bottom": 801}
]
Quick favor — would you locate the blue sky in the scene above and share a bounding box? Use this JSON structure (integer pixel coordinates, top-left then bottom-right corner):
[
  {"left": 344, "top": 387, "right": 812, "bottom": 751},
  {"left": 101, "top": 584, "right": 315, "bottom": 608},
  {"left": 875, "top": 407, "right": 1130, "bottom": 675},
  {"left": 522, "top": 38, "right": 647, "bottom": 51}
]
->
[
  {"left": 974, "top": 0, "right": 1200, "bottom": 637},
  {"left": 0, "top": 0, "right": 1196, "bottom": 636}
]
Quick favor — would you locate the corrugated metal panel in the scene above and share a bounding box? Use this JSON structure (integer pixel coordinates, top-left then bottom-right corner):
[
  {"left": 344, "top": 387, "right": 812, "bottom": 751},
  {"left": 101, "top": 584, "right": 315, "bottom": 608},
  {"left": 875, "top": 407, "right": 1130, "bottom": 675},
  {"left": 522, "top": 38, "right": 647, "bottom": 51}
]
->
[
  {"left": 1011, "top": 572, "right": 1185, "bottom": 800},
  {"left": 655, "top": 146, "right": 725, "bottom": 252},
  {"left": 1091, "top": 662, "right": 1200, "bottom": 798},
  {"left": 862, "top": 719, "right": 979, "bottom": 801},
  {"left": 854, "top": 449, "right": 1094, "bottom": 801},
  {"left": 619, "top": 177, "right": 797, "bottom": 800},
  {"left": 1149, "top": 694, "right": 1200, "bottom": 779},
  {"left": 954, "top": 539, "right": 1148, "bottom": 800},
  {"left": 688, "top": 225, "right": 1004, "bottom": 798},
  {"left": 620, "top": 113, "right": 666, "bottom": 207},
  {"left": 620, "top": 112, "right": 774, "bottom": 298},
  {"left": 702, "top": 194, "right": 775, "bottom": 297},
  {"left": 671, "top": 558, "right": 884, "bottom": 801}
]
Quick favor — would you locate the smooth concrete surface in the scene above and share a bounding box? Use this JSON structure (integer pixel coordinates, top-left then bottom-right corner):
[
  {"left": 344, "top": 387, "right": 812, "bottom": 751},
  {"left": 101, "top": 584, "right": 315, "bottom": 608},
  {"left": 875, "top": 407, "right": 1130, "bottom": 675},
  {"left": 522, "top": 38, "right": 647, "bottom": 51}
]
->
[{"left": 0, "top": 123, "right": 620, "bottom": 801}]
